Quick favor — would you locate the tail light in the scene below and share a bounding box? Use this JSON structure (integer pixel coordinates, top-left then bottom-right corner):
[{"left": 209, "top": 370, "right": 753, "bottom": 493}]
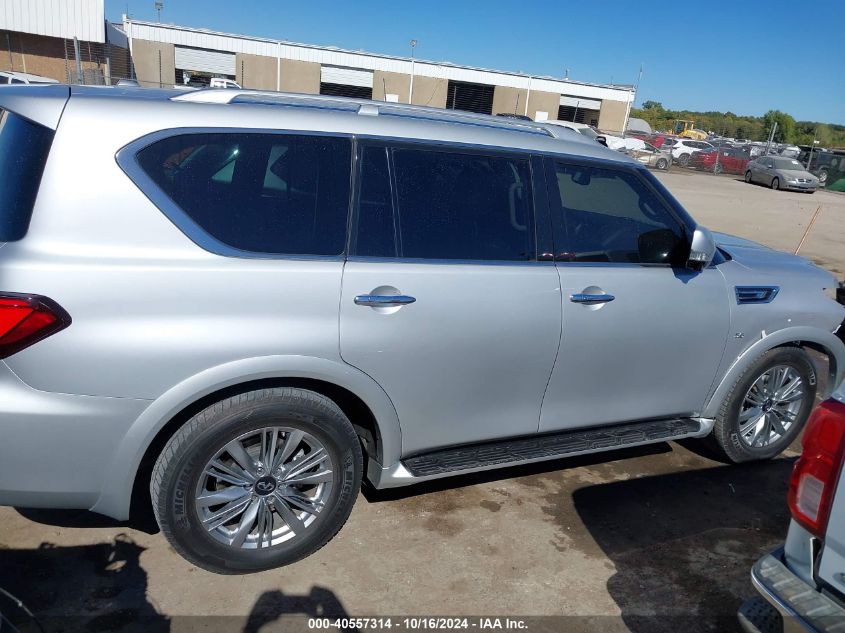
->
[
  {"left": 0, "top": 293, "right": 71, "bottom": 359},
  {"left": 788, "top": 399, "right": 845, "bottom": 537}
]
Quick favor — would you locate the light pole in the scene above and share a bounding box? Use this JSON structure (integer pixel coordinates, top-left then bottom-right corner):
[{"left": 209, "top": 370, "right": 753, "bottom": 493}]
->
[
  {"left": 408, "top": 39, "right": 417, "bottom": 105},
  {"left": 155, "top": 2, "right": 163, "bottom": 22}
]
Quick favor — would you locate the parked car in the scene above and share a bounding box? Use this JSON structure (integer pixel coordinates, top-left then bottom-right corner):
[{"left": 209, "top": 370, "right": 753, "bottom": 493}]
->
[
  {"left": 543, "top": 119, "right": 609, "bottom": 147},
  {"left": 671, "top": 139, "right": 715, "bottom": 166},
  {"left": 739, "top": 381, "right": 845, "bottom": 632},
  {"left": 210, "top": 77, "right": 242, "bottom": 89},
  {"left": 799, "top": 149, "right": 844, "bottom": 187},
  {"left": 627, "top": 142, "right": 671, "bottom": 170},
  {"left": 0, "top": 71, "right": 59, "bottom": 85},
  {"left": 1, "top": 85, "right": 844, "bottom": 574},
  {"left": 745, "top": 156, "right": 819, "bottom": 192},
  {"left": 689, "top": 146, "right": 751, "bottom": 174}
]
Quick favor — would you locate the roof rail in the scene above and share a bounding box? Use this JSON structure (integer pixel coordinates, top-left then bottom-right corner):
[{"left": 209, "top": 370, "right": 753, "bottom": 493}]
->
[{"left": 169, "top": 88, "right": 552, "bottom": 137}]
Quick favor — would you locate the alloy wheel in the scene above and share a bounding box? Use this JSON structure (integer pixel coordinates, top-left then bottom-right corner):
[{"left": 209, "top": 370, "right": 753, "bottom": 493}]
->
[
  {"left": 738, "top": 365, "right": 805, "bottom": 448},
  {"left": 195, "top": 427, "right": 334, "bottom": 549}
]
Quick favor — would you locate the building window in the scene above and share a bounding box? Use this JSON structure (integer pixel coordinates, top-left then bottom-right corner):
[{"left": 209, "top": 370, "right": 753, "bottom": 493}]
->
[{"left": 445, "top": 80, "right": 495, "bottom": 115}]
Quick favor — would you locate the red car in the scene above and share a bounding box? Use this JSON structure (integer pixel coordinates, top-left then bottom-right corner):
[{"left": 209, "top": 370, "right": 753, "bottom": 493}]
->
[{"left": 689, "top": 147, "right": 751, "bottom": 174}]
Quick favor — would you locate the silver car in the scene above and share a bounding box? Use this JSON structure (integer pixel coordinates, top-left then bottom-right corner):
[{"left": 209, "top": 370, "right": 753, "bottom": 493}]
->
[
  {"left": 746, "top": 156, "right": 820, "bottom": 192},
  {"left": 1, "top": 85, "right": 844, "bottom": 574},
  {"left": 739, "top": 381, "right": 845, "bottom": 632}
]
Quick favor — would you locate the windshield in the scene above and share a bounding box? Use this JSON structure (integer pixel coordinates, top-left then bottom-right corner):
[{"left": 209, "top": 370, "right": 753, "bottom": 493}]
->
[
  {"left": 578, "top": 127, "right": 598, "bottom": 139},
  {"left": 772, "top": 158, "right": 804, "bottom": 170}
]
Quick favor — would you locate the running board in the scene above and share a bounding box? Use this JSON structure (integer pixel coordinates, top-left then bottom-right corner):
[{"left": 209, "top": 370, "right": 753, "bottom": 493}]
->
[{"left": 372, "top": 418, "right": 709, "bottom": 485}]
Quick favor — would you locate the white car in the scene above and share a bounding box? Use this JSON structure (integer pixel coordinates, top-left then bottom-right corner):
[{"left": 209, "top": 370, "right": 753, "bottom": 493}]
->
[
  {"left": 0, "top": 71, "right": 59, "bottom": 85},
  {"left": 669, "top": 139, "right": 714, "bottom": 166}
]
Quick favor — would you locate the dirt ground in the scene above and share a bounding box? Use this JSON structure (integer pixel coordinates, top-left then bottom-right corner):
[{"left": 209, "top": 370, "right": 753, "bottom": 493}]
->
[{"left": 1, "top": 171, "right": 842, "bottom": 633}]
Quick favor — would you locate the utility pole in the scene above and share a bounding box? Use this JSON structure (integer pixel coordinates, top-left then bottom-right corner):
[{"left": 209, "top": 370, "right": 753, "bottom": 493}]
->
[
  {"left": 408, "top": 39, "right": 417, "bottom": 105},
  {"left": 765, "top": 121, "right": 778, "bottom": 155},
  {"left": 155, "top": 2, "right": 163, "bottom": 22}
]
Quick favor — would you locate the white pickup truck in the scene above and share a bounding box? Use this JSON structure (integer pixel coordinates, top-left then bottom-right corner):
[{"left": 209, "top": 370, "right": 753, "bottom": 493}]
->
[{"left": 740, "top": 380, "right": 845, "bottom": 632}]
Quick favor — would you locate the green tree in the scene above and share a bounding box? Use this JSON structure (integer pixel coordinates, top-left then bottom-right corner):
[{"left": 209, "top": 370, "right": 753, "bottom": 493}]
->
[
  {"left": 641, "top": 100, "right": 663, "bottom": 110},
  {"left": 762, "top": 110, "right": 796, "bottom": 143}
]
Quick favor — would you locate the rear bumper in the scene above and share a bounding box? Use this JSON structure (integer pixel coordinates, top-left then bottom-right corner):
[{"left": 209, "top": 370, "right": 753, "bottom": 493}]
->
[
  {"left": 740, "top": 547, "right": 845, "bottom": 633},
  {"left": 0, "top": 361, "right": 149, "bottom": 512}
]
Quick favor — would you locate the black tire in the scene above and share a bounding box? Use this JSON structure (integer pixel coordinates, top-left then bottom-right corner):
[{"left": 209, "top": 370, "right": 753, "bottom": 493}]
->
[
  {"left": 656, "top": 158, "right": 668, "bottom": 170},
  {"left": 709, "top": 347, "right": 817, "bottom": 463},
  {"left": 678, "top": 153, "right": 691, "bottom": 166},
  {"left": 745, "top": 170, "right": 752, "bottom": 183},
  {"left": 771, "top": 177, "right": 780, "bottom": 190},
  {"left": 151, "top": 388, "right": 363, "bottom": 574},
  {"left": 818, "top": 169, "right": 828, "bottom": 185}
]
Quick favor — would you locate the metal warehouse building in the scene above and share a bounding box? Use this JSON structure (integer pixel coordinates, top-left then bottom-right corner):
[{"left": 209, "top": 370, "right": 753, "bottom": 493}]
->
[
  {"left": 1, "top": 0, "right": 636, "bottom": 133},
  {"left": 124, "top": 18, "right": 634, "bottom": 132}
]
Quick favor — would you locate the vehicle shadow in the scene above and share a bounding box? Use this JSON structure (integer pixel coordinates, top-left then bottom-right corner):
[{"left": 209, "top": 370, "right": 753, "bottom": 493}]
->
[
  {"left": 572, "top": 458, "right": 794, "bottom": 633},
  {"left": 0, "top": 534, "right": 169, "bottom": 632},
  {"left": 0, "top": 535, "right": 357, "bottom": 632}
]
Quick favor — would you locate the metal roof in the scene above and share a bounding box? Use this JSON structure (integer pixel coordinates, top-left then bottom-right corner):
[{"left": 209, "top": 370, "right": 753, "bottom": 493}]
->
[{"left": 1, "top": 0, "right": 105, "bottom": 43}]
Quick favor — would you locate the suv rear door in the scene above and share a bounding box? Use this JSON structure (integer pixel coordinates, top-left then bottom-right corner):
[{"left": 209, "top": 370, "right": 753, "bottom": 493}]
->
[
  {"left": 339, "top": 142, "right": 561, "bottom": 456},
  {"left": 539, "top": 158, "right": 730, "bottom": 432}
]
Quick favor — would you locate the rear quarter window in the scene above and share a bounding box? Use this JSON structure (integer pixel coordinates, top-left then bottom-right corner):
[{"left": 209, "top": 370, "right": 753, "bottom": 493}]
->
[
  {"left": 134, "top": 133, "right": 352, "bottom": 256},
  {"left": 0, "top": 109, "right": 55, "bottom": 241}
]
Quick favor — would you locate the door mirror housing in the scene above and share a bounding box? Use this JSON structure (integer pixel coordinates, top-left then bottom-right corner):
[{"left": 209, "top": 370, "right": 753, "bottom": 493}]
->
[{"left": 688, "top": 226, "right": 717, "bottom": 269}]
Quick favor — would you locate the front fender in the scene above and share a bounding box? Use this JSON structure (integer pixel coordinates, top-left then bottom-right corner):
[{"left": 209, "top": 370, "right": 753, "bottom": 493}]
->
[
  {"left": 90, "top": 355, "right": 401, "bottom": 520},
  {"left": 702, "top": 326, "right": 845, "bottom": 418}
]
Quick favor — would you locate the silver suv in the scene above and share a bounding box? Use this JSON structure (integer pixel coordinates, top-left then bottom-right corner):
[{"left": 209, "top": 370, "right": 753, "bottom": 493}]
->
[{"left": 1, "top": 85, "right": 844, "bottom": 574}]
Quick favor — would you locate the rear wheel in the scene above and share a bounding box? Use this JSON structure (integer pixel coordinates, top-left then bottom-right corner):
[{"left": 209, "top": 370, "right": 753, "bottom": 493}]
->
[
  {"left": 818, "top": 169, "right": 828, "bottom": 185},
  {"left": 709, "top": 347, "right": 816, "bottom": 463},
  {"left": 745, "top": 170, "right": 752, "bottom": 183},
  {"left": 151, "top": 388, "right": 363, "bottom": 573},
  {"left": 656, "top": 158, "right": 668, "bottom": 170},
  {"left": 771, "top": 177, "right": 780, "bottom": 190}
]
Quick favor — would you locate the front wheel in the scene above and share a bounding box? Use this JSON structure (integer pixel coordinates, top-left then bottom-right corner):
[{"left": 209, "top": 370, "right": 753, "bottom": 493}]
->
[
  {"left": 709, "top": 347, "right": 817, "bottom": 463},
  {"left": 771, "top": 177, "right": 780, "bottom": 190},
  {"left": 678, "top": 153, "right": 691, "bottom": 166},
  {"left": 151, "top": 388, "right": 363, "bottom": 573},
  {"left": 656, "top": 158, "right": 668, "bottom": 170},
  {"left": 818, "top": 169, "right": 828, "bottom": 185}
]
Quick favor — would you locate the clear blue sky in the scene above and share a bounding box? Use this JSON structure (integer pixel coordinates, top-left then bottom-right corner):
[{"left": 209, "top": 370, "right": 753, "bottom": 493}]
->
[{"left": 107, "top": 0, "right": 844, "bottom": 124}]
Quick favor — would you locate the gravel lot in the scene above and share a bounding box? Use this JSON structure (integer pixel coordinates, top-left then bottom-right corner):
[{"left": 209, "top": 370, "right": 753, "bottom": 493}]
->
[{"left": 1, "top": 171, "right": 842, "bottom": 633}]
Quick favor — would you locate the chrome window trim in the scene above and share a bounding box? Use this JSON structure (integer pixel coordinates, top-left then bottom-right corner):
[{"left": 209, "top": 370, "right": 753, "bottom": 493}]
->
[
  {"left": 345, "top": 256, "right": 554, "bottom": 267},
  {"left": 115, "top": 127, "right": 353, "bottom": 261}
]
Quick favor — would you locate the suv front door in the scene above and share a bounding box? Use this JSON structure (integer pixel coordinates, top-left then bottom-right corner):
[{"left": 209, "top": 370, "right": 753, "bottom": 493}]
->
[
  {"left": 339, "top": 143, "right": 561, "bottom": 456},
  {"left": 539, "top": 159, "right": 730, "bottom": 432}
]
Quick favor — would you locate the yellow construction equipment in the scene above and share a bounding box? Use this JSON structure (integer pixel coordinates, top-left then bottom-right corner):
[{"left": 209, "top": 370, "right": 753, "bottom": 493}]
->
[{"left": 673, "top": 119, "right": 707, "bottom": 140}]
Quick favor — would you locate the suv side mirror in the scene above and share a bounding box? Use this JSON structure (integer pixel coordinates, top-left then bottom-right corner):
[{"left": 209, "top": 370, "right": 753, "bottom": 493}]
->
[{"left": 688, "top": 226, "right": 716, "bottom": 269}]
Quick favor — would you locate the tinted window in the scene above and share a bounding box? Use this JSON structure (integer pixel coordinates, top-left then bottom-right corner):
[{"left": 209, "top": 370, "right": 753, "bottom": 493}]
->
[
  {"left": 390, "top": 148, "right": 534, "bottom": 261},
  {"left": 552, "top": 162, "right": 686, "bottom": 265},
  {"left": 136, "top": 133, "right": 351, "bottom": 255},
  {"left": 354, "top": 146, "right": 396, "bottom": 257},
  {"left": 0, "top": 109, "right": 55, "bottom": 241}
]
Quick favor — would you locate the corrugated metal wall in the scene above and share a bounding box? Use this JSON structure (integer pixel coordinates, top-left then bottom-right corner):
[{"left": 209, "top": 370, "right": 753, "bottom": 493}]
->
[{"left": 1, "top": 0, "right": 105, "bottom": 43}]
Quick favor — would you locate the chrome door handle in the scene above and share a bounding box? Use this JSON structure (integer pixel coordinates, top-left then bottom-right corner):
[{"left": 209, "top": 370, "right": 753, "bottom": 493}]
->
[
  {"left": 354, "top": 294, "right": 416, "bottom": 307},
  {"left": 570, "top": 293, "right": 615, "bottom": 304}
]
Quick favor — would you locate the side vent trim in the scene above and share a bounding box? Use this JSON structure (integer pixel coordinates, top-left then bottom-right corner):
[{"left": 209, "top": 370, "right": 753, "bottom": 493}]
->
[{"left": 736, "top": 285, "right": 780, "bottom": 305}]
